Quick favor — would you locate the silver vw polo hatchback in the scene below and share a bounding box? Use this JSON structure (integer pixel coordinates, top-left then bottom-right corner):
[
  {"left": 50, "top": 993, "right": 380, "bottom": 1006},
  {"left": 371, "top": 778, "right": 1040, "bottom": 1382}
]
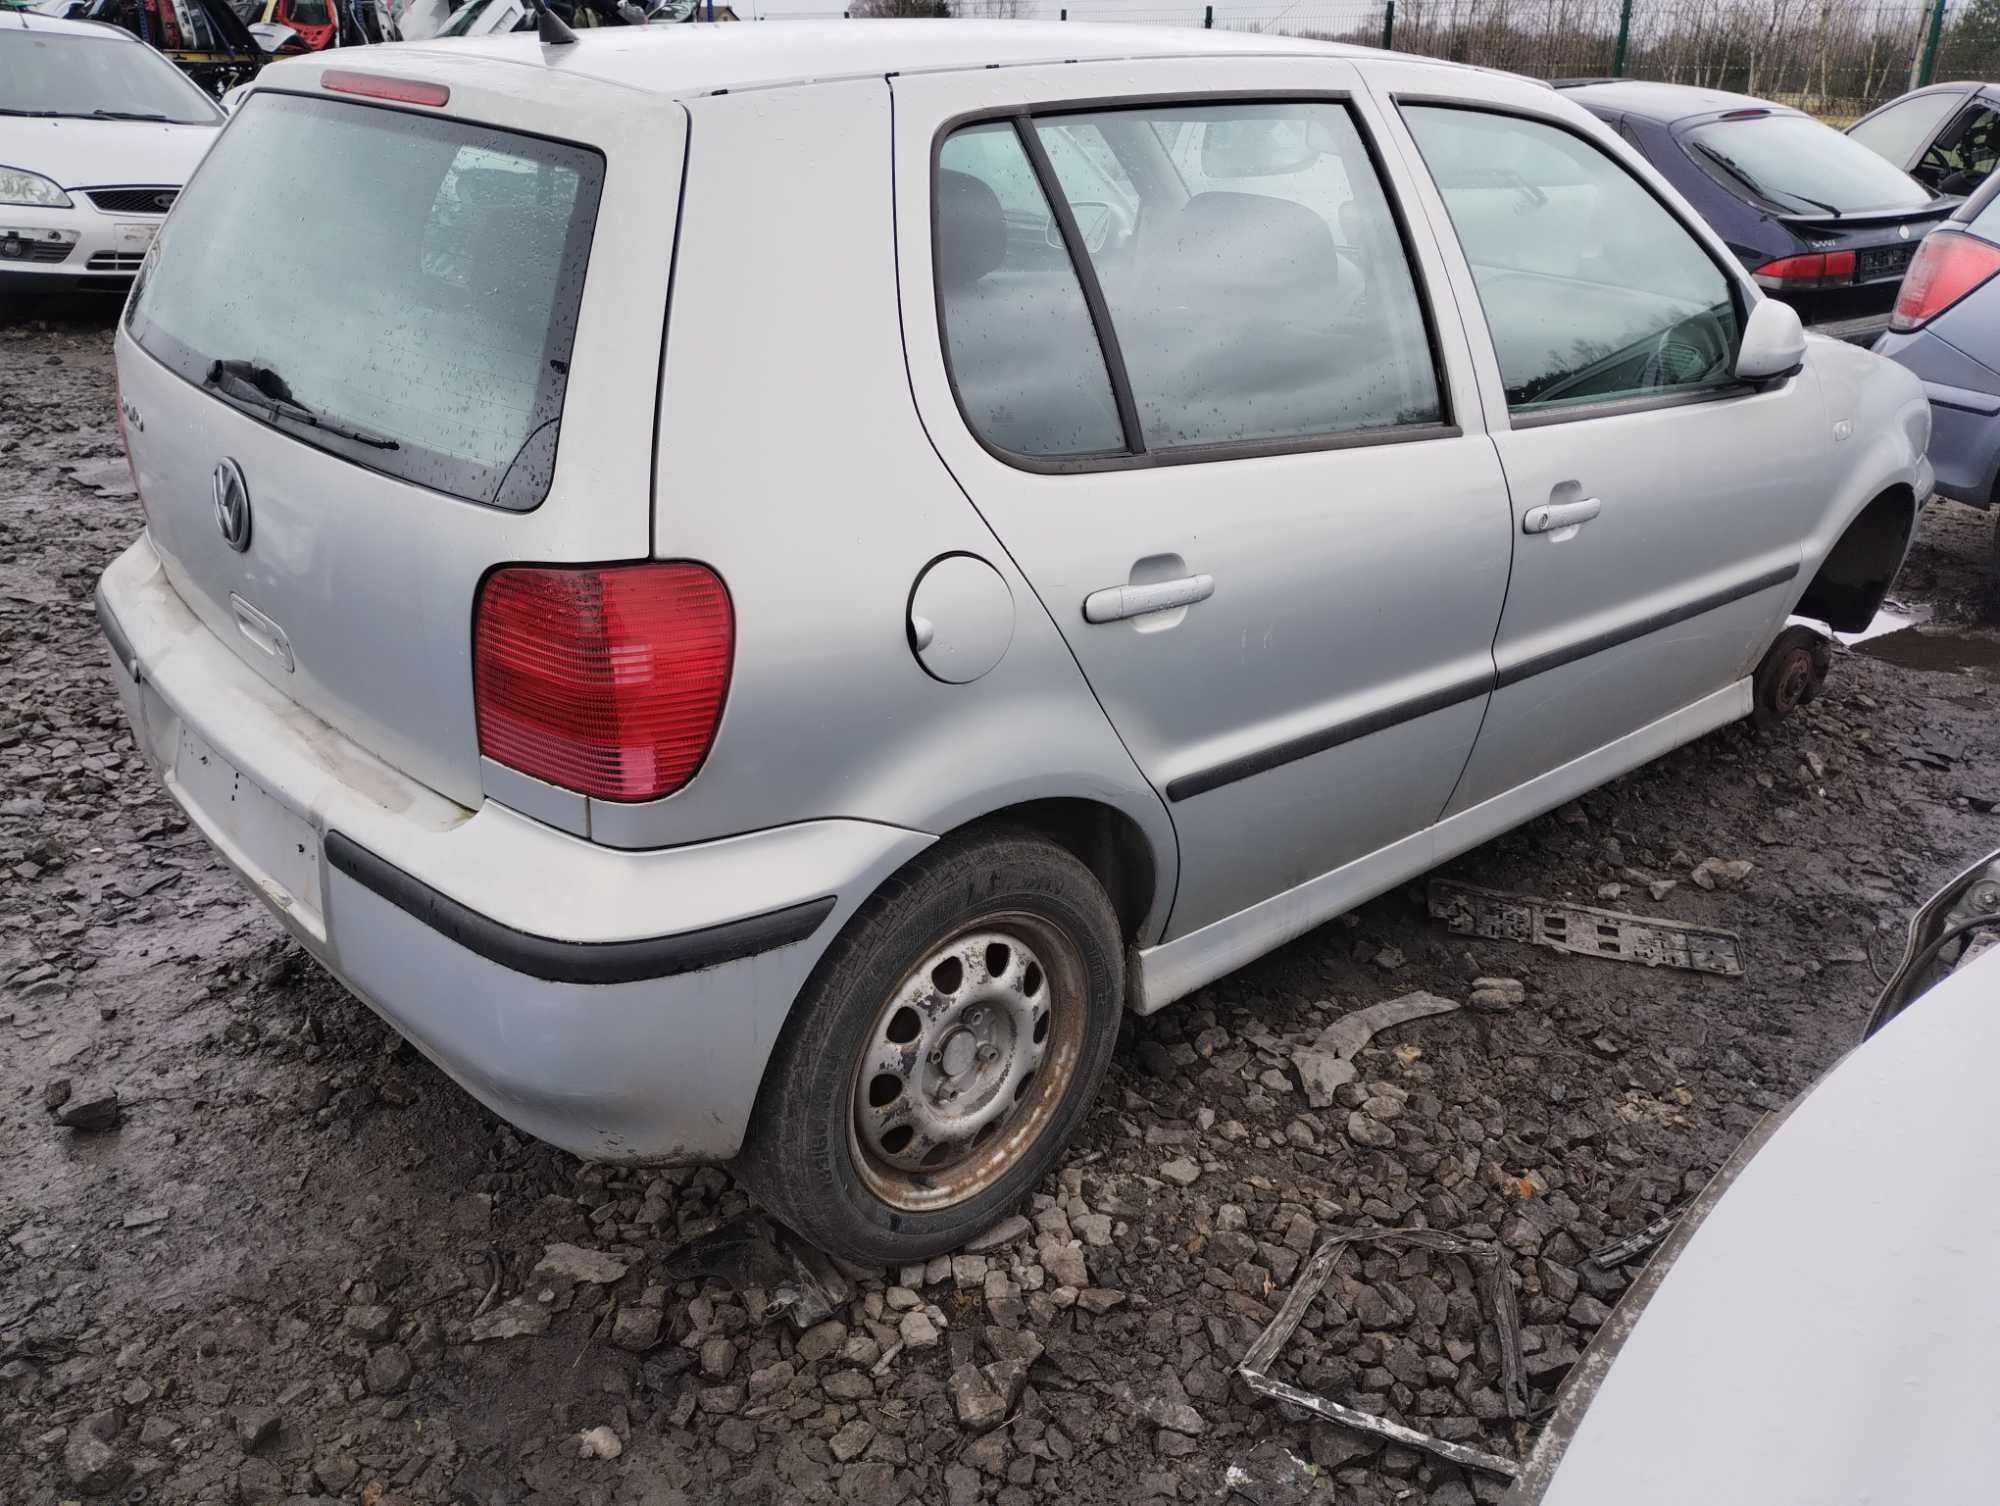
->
[{"left": 99, "top": 22, "right": 1932, "bottom": 1262}]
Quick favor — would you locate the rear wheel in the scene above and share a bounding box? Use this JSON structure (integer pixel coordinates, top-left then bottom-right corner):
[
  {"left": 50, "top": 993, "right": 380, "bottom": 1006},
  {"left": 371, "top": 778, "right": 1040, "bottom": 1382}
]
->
[
  {"left": 735, "top": 831, "right": 1123, "bottom": 1264},
  {"left": 1753, "top": 624, "right": 1833, "bottom": 728}
]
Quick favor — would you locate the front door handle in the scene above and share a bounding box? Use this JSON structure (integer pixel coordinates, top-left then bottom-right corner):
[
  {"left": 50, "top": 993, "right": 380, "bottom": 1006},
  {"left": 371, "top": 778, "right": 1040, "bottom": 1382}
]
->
[
  {"left": 1083, "top": 573, "right": 1215, "bottom": 624},
  {"left": 1523, "top": 497, "right": 1602, "bottom": 534}
]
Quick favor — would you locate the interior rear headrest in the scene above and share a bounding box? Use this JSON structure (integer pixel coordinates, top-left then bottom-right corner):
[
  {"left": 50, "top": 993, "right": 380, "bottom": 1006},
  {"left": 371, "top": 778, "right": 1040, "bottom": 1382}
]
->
[
  {"left": 937, "top": 168, "right": 1006, "bottom": 290},
  {"left": 1167, "top": 191, "right": 1340, "bottom": 297}
]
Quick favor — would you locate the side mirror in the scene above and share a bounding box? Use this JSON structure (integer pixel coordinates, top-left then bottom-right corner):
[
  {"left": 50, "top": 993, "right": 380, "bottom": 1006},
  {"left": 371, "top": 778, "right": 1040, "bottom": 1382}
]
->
[{"left": 1736, "top": 296, "right": 1807, "bottom": 383}]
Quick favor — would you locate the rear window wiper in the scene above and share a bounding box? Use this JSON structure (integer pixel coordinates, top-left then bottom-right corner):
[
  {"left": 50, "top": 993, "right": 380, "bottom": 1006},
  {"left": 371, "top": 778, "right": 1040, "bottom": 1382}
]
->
[
  {"left": 88, "top": 110, "right": 176, "bottom": 122},
  {"left": 205, "top": 358, "right": 401, "bottom": 451},
  {"left": 1692, "top": 140, "right": 1842, "bottom": 218},
  {"left": 0, "top": 108, "right": 61, "bottom": 117}
]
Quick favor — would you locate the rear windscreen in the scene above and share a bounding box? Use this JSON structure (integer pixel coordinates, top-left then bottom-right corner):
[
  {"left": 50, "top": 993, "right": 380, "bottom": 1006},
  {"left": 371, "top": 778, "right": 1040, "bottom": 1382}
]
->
[
  {"left": 1683, "top": 114, "right": 1933, "bottom": 217},
  {"left": 127, "top": 91, "right": 603, "bottom": 510}
]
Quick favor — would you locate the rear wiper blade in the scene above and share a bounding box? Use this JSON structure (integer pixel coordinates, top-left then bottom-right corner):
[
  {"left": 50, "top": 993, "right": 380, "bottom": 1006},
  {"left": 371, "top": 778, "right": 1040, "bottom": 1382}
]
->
[
  {"left": 204, "top": 358, "right": 400, "bottom": 451},
  {"left": 0, "top": 108, "right": 61, "bottom": 117},
  {"left": 88, "top": 110, "right": 174, "bottom": 121},
  {"left": 1693, "top": 141, "right": 1841, "bottom": 218}
]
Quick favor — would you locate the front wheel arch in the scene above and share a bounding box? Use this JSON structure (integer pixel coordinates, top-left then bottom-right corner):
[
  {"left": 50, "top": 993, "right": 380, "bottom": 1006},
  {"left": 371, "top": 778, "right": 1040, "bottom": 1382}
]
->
[{"left": 1795, "top": 484, "right": 1917, "bottom": 632}]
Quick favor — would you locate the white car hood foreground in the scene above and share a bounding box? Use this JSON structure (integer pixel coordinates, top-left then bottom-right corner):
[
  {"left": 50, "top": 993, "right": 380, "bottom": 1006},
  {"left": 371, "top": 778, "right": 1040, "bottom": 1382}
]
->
[
  {"left": 1, "top": 118, "right": 218, "bottom": 191},
  {"left": 1518, "top": 944, "right": 2000, "bottom": 1504}
]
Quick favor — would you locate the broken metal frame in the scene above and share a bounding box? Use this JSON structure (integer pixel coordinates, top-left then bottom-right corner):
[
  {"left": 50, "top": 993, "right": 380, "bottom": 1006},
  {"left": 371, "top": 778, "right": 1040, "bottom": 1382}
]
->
[
  {"left": 1429, "top": 879, "right": 1745, "bottom": 977},
  {"left": 1235, "top": 1226, "right": 1524, "bottom": 1480}
]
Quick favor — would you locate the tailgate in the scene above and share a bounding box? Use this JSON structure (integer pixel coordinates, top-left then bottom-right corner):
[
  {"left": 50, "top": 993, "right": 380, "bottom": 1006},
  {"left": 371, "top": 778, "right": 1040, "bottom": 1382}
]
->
[{"left": 117, "top": 63, "right": 684, "bottom": 808}]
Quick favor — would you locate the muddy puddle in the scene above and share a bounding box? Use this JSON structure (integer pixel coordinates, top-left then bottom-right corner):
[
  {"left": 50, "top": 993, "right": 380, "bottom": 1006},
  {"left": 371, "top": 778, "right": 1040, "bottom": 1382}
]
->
[{"left": 1857, "top": 623, "right": 2000, "bottom": 679}]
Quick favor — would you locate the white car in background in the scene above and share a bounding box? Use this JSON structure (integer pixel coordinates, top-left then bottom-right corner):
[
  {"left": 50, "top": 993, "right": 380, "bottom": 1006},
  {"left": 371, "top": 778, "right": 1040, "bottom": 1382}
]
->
[{"left": 0, "top": 11, "right": 222, "bottom": 293}]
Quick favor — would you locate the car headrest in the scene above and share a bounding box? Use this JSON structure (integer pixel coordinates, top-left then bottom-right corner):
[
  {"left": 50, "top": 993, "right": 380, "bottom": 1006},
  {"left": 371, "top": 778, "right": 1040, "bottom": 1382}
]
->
[
  {"left": 1166, "top": 191, "right": 1339, "bottom": 300},
  {"left": 937, "top": 169, "right": 1006, "bottom": 291}
]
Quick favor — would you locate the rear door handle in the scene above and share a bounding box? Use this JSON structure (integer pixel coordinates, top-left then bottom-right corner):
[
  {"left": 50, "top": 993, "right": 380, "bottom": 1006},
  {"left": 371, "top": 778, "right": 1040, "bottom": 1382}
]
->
[
  {"left": 1523, "top": 498, "right": 1602, "bottom": 534},
  {"left": 1083, "top": 573, "right": 1215, "bottom": 624}
]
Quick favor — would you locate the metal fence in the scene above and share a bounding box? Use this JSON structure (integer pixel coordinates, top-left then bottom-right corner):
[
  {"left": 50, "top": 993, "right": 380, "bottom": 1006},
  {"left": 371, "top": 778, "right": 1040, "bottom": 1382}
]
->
[{"left": 910, "top": 0, "right": 1992, "bottom": 123}]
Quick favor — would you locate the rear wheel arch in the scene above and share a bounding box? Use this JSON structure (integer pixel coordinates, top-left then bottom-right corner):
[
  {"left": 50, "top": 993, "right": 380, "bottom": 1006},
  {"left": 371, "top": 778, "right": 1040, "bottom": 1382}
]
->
[
  {"left": 945, "top": 797, "right": 1161, "bottom": 949},
  {"left": 1795, "top": 484, "right": 1917, "bottom": 633}
]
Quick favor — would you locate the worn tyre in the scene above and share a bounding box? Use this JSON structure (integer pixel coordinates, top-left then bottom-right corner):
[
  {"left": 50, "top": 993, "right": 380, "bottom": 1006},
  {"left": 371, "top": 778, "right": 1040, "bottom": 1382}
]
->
[{"left": 735, "top": 831, "right": 1123, "bottom": 1265}]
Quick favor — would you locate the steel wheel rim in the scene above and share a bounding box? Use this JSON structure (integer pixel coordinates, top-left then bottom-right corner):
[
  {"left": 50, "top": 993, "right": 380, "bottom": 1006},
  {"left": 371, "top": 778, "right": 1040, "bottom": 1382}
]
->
[{"left": 848, "top": 912, "right": 1087, "bottom": 1213}]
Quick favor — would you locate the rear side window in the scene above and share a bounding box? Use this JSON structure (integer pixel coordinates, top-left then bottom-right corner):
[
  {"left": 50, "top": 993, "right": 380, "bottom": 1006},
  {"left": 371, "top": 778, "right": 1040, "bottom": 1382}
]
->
[
  {"left": 127, "top": 93, "right": 603, "bottom": 510},
  {"left": 936, "top": 123, "right": 1125, "bottom": 457},
  {"left": 1850, "top": 91, "right": 1966, "bottom": 169},
  {"left": 935, "top": 101, "right": 1443, "bottom": 464},
  {"left": 1405, "top": 105, "right": 1741, "bottom": 413}
]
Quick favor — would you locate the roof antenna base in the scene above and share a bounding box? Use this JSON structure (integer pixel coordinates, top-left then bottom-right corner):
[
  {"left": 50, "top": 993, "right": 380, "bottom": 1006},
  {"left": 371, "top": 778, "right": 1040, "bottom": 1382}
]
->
[{"left": 532, "top": 0, "right": 578, "bottom": 46}]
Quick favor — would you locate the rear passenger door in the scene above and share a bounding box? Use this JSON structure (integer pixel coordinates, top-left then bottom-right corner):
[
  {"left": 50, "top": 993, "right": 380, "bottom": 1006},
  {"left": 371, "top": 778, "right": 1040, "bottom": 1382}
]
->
[
  {"left": 891, "top": 60, "right": 1516, "bottom": 939},
  {"left": 1368, "top": 73, "right": 1823, "bottom": 813}
]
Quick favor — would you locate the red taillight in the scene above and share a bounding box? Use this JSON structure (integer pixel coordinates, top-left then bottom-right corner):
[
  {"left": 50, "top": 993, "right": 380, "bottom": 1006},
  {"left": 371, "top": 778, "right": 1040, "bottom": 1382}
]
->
[
  {"left": 320, "top": 69, "right": 450, "bottom": 108},
  {"left": 1892, "top": 229, "right": 2000, "bottom": 330},
  {"left": 1752, "top": 250, "right": 1857, "bottom": 290},
  {"left": 474, "top": 564, "right": 733, "bottom": 804}
]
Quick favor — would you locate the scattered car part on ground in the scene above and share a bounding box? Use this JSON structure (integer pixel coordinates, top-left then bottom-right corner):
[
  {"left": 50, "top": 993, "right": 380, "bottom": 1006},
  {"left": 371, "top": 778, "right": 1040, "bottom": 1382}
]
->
[
  {"left": 1875, "top": 171, "right": 2000, "bottom": 540},
  {"left": 0, "top": 12, "right": 222, "bottom": 292},
  {"left": 1556, "top": 79, "right": 1954, "bottom": 345},
  {"left": 1236, "top": 1226, "right": 1525, "bottom": 1478},
  {"left": 1583, "top": 1206, "right": 1684, "bottom": 1270},
  {"left": 663, "top": 1213, "right": 844, "bottom": 1330},
  {"left": 1849, "top": 80, "right": 2000, "bottom": 198},
  {"left": 98, "top": 23, "right": 1932, "bottom": 1265},
  {"left": 1428, "top": 880, "right": 1746, "bottom": 975},
  {"left": 1289, "top": 990, "right": 1460, "bottom": 1106},
  {"left": 1510, "top": 847, "right": 2000, "bottom": 1505}
]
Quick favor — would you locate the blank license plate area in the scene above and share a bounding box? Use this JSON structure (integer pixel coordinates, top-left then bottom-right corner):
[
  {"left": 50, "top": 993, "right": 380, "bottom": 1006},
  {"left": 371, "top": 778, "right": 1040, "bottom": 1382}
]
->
[
  {"left": 172, "top": 724, "right": 323, "bottom": 925},
  {"left": 1858, "top": 244, "right": 1915, "bottom": 282}
]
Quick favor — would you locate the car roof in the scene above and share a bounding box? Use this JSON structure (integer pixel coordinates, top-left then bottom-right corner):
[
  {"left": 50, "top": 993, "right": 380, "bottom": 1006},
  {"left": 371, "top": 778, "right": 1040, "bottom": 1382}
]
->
[
  {"left": 1555, "top": 77, "right": 1793, "bottom": 124},
  {"left": 0, "top": 7, "right": 136, "bottom": 35},
  {"left": 380, "top": 20, "right": 1382, "bottom": 100}
]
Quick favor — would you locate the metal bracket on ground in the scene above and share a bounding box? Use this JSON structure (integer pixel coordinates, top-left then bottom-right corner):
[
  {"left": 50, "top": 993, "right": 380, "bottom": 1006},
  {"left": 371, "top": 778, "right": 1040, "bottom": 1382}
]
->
[
  {"left": 1235, "top": 1226, "right": 1524, "bottom": 1480},
  {"left": 1429, "top": 879, "right": 1744, "bottom": 977}
]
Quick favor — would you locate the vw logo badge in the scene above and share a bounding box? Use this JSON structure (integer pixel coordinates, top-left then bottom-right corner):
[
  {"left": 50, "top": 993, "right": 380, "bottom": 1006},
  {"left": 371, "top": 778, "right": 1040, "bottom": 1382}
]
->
[
  {"left": 1900, "top": 223, "right": 1913, "bottom": 240},
  {"left": 153, "top": 192, "right": 176, "bottom": 212},
  {"left": 213, "top": 458, "right": 252, "bottom": 553}
]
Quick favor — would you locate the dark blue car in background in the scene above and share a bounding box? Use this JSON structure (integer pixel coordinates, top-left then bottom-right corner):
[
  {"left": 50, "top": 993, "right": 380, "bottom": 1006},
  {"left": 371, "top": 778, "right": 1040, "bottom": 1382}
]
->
[{"left": 1558, "top": 79, "right": 1956, "bottom": 343}]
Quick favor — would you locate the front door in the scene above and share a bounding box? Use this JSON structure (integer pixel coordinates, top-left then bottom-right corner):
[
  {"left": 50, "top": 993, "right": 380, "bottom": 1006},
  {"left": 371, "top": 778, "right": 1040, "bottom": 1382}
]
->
[
  {"left": 892, "top": 58, "right": 1516, "bottom": 937},
  {"left": 1367, "top": 75, "right": 1825, "bottom": 813}
]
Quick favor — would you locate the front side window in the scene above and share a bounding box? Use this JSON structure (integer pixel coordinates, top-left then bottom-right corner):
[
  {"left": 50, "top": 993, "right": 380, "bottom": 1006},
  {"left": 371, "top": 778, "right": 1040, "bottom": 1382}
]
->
[
  {"left": 1851, "top": 91, "right": 1967, "bottom": 171},
  {"left": 934, "top": 101, "right": 1443, "bottom": 462},
  {"left": 129, "top": 92, "right": 603, "bottom": 509},
  {"left": 1920, "top": 103, "right": 2000, "bottom": 194},
  {"left": 1405, "top": 105, "right": 1741, "bottom": 413}
]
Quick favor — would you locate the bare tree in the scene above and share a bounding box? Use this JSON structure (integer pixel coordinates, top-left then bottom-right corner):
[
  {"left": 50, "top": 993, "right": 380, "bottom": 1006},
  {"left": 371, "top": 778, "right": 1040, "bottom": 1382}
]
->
[
  {"left": 959, "top": 0, "right": 1024, "bottom": 15},
  {"left": 848, "top": 0, "right": 953, "bottom": 15}
]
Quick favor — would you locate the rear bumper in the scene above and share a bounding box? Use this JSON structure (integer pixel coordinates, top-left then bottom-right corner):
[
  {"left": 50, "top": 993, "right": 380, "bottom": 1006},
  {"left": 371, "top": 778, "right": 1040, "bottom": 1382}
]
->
[
  {"left": 98, "top": 533, "right": 931, "bottom": 1161},
  {"left": 1917, "top": 380, "right": 2000, "bottom": 508},
  {"left": 1806, "top": 311, "right": 1893, "bottom": 347}
]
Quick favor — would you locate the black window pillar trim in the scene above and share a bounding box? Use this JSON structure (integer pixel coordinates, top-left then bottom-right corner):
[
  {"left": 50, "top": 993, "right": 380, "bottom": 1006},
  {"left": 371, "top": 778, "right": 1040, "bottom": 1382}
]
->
[
  {"left": 1012, "top": 112, "right": 1147, "bottom": 455},
  {"left": 324, "top": 831, "right": 836, "bottom": 985}
]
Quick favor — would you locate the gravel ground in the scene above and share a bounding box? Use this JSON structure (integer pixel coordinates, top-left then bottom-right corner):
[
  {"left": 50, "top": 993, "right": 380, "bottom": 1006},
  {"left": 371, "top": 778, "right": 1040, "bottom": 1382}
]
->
[{"left": 7, "top": 298, "right": 2000, "bottom": 1506}]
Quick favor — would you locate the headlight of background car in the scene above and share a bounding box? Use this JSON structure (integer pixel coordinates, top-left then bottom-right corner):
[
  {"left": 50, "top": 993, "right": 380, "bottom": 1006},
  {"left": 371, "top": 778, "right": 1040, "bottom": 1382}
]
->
[{"left": 0, "top": 167, "right": 74, "bottom": 210}]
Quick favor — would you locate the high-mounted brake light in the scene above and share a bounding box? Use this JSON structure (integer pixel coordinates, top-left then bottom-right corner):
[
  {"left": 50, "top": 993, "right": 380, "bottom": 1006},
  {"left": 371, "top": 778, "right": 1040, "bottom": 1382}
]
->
[
  {"left": 474, "top": 563, "right": 733, "bottom": 804},
  {"left": 1720, "top": 108, "right": 1771, "bottom": 120},
  {"left": 1752, "top": 250, "right": 1856, "bottom": 290},
  {"left": 1892, "top": 228, "right": 2000, "bottom": 330},
  {"left": 321, "top": 69, "right": 450, "bottom": 108}
]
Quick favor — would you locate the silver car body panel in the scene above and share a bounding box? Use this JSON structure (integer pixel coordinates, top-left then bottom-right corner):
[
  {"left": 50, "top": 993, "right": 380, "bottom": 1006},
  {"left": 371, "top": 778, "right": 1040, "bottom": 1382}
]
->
[
  {"left": 99, "top": 26, "right": 1934, "bottom": 1162},
  {"left": 1877, "top": 299, "right": 2000, "bottom": 508},
  {"left": 891, "top": 56, "right": 1515, "bottom": 936}
]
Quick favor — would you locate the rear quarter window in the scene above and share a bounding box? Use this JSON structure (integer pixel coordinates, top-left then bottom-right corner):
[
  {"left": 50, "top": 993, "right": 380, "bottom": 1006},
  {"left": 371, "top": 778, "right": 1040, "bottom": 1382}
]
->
[{"left": 127, "top": 92, "right": 603, "bottom": 510}]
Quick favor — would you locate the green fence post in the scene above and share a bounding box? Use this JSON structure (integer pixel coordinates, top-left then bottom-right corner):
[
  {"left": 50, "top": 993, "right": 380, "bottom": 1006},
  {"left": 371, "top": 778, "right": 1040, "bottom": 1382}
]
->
[
  {"left": 1203, "top": 3, "right": 1212, "bottom": 25},
  {"left": 1380, "top": 0, "right": 1394, "bottom": 49},
  {"left": 1917, "top": 0, "right": 1949, "bottom": 89},
  {"left": 1611, "top": 0, "right": 1634, "bottom": 75}
]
